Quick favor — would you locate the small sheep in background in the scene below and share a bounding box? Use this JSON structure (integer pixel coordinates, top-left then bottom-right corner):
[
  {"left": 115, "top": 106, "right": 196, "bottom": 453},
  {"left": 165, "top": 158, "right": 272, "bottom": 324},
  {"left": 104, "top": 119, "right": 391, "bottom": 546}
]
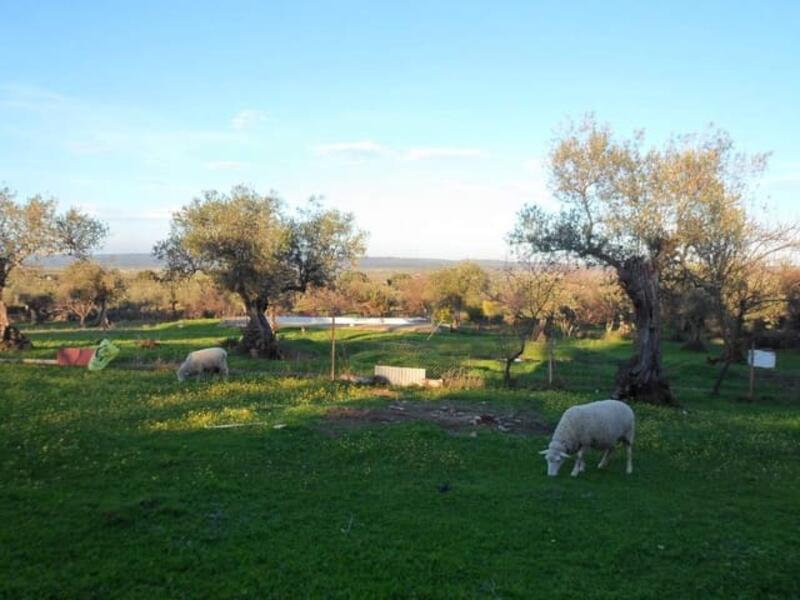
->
[
  {"left": 176, "top": 347, "right": 229, "bottom": 382},
  {"left": 540, "top": 399, "right": 635, "bottom": 477}
]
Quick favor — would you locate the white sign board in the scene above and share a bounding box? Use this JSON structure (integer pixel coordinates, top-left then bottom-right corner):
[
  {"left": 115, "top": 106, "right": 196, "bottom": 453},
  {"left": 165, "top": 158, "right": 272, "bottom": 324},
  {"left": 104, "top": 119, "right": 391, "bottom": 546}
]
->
[{"left": 748, "top": 349, "right": 776, "bottom": 369}]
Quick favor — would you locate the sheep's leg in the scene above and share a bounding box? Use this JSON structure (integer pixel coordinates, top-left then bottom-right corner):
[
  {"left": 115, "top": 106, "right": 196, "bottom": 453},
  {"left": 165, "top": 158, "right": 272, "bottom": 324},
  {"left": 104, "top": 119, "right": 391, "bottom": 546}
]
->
[
  {"left": 570, "top": 448, "right": 585, "bottom": 477},
  {"left": 598, "top": 448, "right": 613, "bottom": 469},
  {"left": 625, "top": 443, "right": 633, "bottom": 475}
]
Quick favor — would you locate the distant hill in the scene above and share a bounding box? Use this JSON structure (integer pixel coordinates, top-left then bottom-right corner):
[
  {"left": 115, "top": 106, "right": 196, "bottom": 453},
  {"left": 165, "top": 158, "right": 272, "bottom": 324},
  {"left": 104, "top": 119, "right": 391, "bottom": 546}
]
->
[
  {"left": 33, "top": 253, "right": 163, "bottom": 269},
  {"left": 33, "top": 254, "right": 510, "bottom": 272},
  {"left": 358, "top": 256, "right": 509, "bottom": 271}
]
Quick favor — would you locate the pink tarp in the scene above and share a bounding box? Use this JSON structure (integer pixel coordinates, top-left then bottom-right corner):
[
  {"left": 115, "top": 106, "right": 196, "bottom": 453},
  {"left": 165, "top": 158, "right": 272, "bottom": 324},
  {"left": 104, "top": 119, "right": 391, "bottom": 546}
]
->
[{"left": 57, "top": 347, "right": 96, "bottom": 367}]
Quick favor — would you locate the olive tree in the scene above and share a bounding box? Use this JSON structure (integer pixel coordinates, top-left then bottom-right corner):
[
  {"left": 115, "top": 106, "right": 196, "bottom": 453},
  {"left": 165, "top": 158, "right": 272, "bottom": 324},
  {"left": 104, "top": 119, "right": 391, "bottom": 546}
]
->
[
  {"left": 679, "top": 287, "right": 714, "bottom": 351},
  {"left": 429, "top": 262, "right": 489, "bottom": 329},
  {"left": 495, "top": 258, "right": 565, "bottom": 387},
  {"left": 56, "top": 261, "right": 125, "bottom": 328},
  {"left": 690, "top": 214, "right": 797, "bottom": 394},
  {"left": 666, "top": 132, "right": 799, "bottom": 393},
  {"left": 0, "top": 188, "right": 106, "bottom": 346},
  {"left": 392, "top": 273, "right": 434, "bottom": 318},
  {"left": 511, "top": 117, "right": 682, "bottom": 404},
  {"left": 93, "top": 265, "right": 126, "bottom": 328},
  {"left": 154, "top": 186, "right": 365, "bottom": 357},
  {"left": 512, "top": 118, "right": 798, "bottom": 404},
  {"left": 57, "top": 262, "right": 104, "bottom": 327}
]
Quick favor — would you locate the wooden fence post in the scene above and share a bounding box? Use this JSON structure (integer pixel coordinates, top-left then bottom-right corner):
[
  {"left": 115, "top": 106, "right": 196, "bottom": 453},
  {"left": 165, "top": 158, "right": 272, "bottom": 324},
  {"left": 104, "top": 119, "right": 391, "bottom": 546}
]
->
[
  {"left": 330, "top": 313, "right": 337, "bottom": 382},
  {"left": 748, "top": 340, "right": 755, "bottom": 401}
]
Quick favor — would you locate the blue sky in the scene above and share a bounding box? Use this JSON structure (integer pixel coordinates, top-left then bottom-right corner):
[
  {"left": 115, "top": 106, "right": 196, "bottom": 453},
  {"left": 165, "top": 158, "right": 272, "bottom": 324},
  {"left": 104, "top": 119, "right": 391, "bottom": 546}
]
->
[{"left": 1, "top": 1, "right": 798, "bottom": 259}]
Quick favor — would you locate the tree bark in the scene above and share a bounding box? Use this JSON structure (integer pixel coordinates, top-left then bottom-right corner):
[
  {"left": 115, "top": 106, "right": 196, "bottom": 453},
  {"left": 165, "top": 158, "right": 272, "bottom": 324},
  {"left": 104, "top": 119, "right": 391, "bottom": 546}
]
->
[
  {"left": 711, "top": 359, "right": 732, "bottom": 396},
  {"left": 502, "top": 334, "right": 526, "bottom": 388},
  {"left": 503, "top": 357, "right": 515, "bottom": 388},
  {"left": 723, "top": 312, "right": 747, "bottom": 363},
  {"left": 168, "top": 285, "right": 179, "bottom": 319},
  {"left": 682, "top": 320, "right": 707, "bottom": 352},
  {"left": 94, "top": 299, "right": 110, "bottom": 329},
  {"left": 710, "top": 309, "right": 746, "bottom": 395},
  {"left": 0, "top": 297, "right": 8, "bottom": 340},
  {"left": 0, "top": 295, "right": 32, "bottom": 351},
  {"left": 0, "top": 271, "right": 8, "bottom": 338},
  {"left": 613, "top": 257, "right": 676, "bottom": 405},
  {"left": 240, "top": 296, "right": 281, "bottom": 358},
  {"left": 268, "top": 305, "right": 279, "bottom": 332}
]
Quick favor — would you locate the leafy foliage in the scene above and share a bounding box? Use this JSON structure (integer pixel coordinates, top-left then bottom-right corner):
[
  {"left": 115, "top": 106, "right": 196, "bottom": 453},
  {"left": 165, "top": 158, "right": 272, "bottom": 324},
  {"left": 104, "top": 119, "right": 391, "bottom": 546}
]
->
[
  {"left": 510, "top": 116, "right": 799, "bottom": 401},
  {"left": 56, "top": 261, "right": 126, "bottom": 327},
  {"left": 429, "top": 262, "right": 489, "bottom": 327},
  {"left": 0, "top": 187, "right": 106, "bottom": 342},
  {"left": 154, "top": 186, "right": 365, "bottom": 355}
]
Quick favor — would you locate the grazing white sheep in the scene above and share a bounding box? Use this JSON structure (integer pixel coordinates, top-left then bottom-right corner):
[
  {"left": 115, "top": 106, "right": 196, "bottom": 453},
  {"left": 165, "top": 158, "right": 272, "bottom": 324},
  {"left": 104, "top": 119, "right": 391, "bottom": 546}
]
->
[
  {"left": 540, "top": 399, "right": 635, "bottom": 477},
  {"left": 176, "top": 347, "right": 229, "bottom": 382}
]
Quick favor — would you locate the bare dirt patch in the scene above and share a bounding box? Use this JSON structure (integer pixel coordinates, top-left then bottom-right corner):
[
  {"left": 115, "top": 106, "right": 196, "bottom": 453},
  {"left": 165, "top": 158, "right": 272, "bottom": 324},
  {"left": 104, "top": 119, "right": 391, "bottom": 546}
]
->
[{"left": 321, "top": 400, "right": 551, "bottom": 437}]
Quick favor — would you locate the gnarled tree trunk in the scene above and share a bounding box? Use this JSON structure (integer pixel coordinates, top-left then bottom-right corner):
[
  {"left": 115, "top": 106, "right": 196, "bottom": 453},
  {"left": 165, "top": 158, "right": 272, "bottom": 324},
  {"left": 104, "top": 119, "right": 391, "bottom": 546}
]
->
[
  {"left": 503, "top": 339, "right": 525, "bottom": 388},
  {"left": 0, "top": 270, "right": 8, "bottom": 339},
  {"left": 0, "top": 298, "right": 8, "bottom": 340},
  {"left": 711, "top": 306, "right": 747, "bottom": 396},
  {"left": 613, "top": 257, "right": 676, "bottom": 405},
  {"left": 240, "top": 296, "right": 281, "bottom": 358},
  {"left": 0, "top": 300, "right": 33, "bottom": 352},
  {"left": 0, "top": 288, "right": 32, "bottom": 351},
  {"left": 94, "top": 299, "right": 111, "bottom": 330},
  {"left": 682, "top": 318, "right": 707, "bottom": 352}
]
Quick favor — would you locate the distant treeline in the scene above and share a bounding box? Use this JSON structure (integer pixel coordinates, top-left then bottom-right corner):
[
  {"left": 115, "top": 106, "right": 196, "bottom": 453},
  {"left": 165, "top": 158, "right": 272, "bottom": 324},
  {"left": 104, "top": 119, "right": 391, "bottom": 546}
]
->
[{"left": 6, "top": 260, "right": 800, "bottom": 350}]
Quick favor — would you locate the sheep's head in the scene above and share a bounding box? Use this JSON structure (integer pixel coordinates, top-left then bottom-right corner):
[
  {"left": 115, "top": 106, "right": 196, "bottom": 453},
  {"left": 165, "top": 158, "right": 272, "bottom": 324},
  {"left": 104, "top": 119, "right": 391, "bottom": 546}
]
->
[
  {"left": 539, "top": 444, "right": 570, "bottom": 476},
  {"left": 176, "top": 362, "right": 188, "bottom": 382}
]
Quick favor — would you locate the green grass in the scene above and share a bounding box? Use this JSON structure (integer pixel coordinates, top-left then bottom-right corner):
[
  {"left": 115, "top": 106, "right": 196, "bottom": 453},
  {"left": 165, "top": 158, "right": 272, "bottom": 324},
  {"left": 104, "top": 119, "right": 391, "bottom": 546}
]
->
[
  {"left": 9, "top": 320, "right": 797, "bottom": 400},
  {"left": 2, "top": 320, "right": 799, "bottom": 598}
]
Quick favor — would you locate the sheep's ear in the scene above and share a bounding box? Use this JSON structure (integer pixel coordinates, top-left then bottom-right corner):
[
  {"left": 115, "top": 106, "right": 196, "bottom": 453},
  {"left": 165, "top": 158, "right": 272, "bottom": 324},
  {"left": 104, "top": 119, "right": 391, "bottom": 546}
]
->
[
  {"left": 559, "top": 451, "right": 570, "bottom": 459},
  {"left": 538, "top": 449, "right": 549, "bottom": 455}
]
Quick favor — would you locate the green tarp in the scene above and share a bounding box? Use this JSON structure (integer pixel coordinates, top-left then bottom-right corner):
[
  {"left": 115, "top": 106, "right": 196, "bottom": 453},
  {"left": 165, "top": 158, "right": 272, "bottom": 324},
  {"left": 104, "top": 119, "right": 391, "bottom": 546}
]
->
[{"left": 87, "top": 339, "right": 120, "bottom": 371}]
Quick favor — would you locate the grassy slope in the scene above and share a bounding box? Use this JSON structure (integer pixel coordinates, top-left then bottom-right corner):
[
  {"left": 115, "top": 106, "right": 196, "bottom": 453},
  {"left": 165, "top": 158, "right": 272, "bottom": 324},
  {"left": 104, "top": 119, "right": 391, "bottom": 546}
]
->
[{"left": 1, "top": 321, "right": 799, "bottom": 598}]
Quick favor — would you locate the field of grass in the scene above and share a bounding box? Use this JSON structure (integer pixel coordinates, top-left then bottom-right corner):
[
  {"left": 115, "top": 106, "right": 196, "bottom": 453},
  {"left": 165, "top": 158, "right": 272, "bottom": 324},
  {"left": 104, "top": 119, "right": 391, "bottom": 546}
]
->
[{"left": 2, "top": 320, "right": 799, "bottom": 598}]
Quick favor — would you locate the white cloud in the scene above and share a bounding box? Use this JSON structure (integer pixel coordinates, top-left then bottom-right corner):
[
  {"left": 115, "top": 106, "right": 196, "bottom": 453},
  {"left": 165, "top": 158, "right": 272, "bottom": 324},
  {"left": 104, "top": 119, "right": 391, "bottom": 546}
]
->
[
  {"left": 80, "top": 204, "right": 179, "bottom": 222},
  {"left": 764, "top": 164, "right": 800, "bottom": 186},
  {"left": 313, "top": 140, "right": 388, "bottom": 161},
  {"left": 311, "top": 171, "right": 559, "bottom": 260},
  {"left": 204, "top": 160, "right": 248, "bottom": 171},
  {"left": 231, "top": 109, "right": 266, "bottom": 130},
  {"left": 523, "top": 158, "right": 545, "bottom": 176},
  {"left": 58, "top": 129, "right": 244, "bottom": 164},
  {"left": 137, "top": 207, "right": 179, "bottom": 221},
  {"left": 63, "top": 138, "right": 115, "bottom": 155},
  {"left": 312, "top": 142, "right": 486, "bottom": 163},
  {"left": 403, "top": 147, "right": 485, "bottom": 161},
  {"left": 0, "top": 82, "right": 74, "bottom": 111},
  {"left": 517, "top": 157, "right": 555, "bottom": 208}
]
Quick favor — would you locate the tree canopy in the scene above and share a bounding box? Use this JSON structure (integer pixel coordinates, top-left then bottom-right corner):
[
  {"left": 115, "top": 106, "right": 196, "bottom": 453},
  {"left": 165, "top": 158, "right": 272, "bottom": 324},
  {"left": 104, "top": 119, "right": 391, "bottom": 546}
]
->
[
  {"left": 1, "top": 187, "right": 107, "bottom": 344},
  {"left": 429, "top": 262, "right": 489, "bottom": 328},
  {"left": 155, "top": 185, "right": 365, "bottom": 356},
  {"left": 510, "top": 116, "right": 780, "bottom": 402}
]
